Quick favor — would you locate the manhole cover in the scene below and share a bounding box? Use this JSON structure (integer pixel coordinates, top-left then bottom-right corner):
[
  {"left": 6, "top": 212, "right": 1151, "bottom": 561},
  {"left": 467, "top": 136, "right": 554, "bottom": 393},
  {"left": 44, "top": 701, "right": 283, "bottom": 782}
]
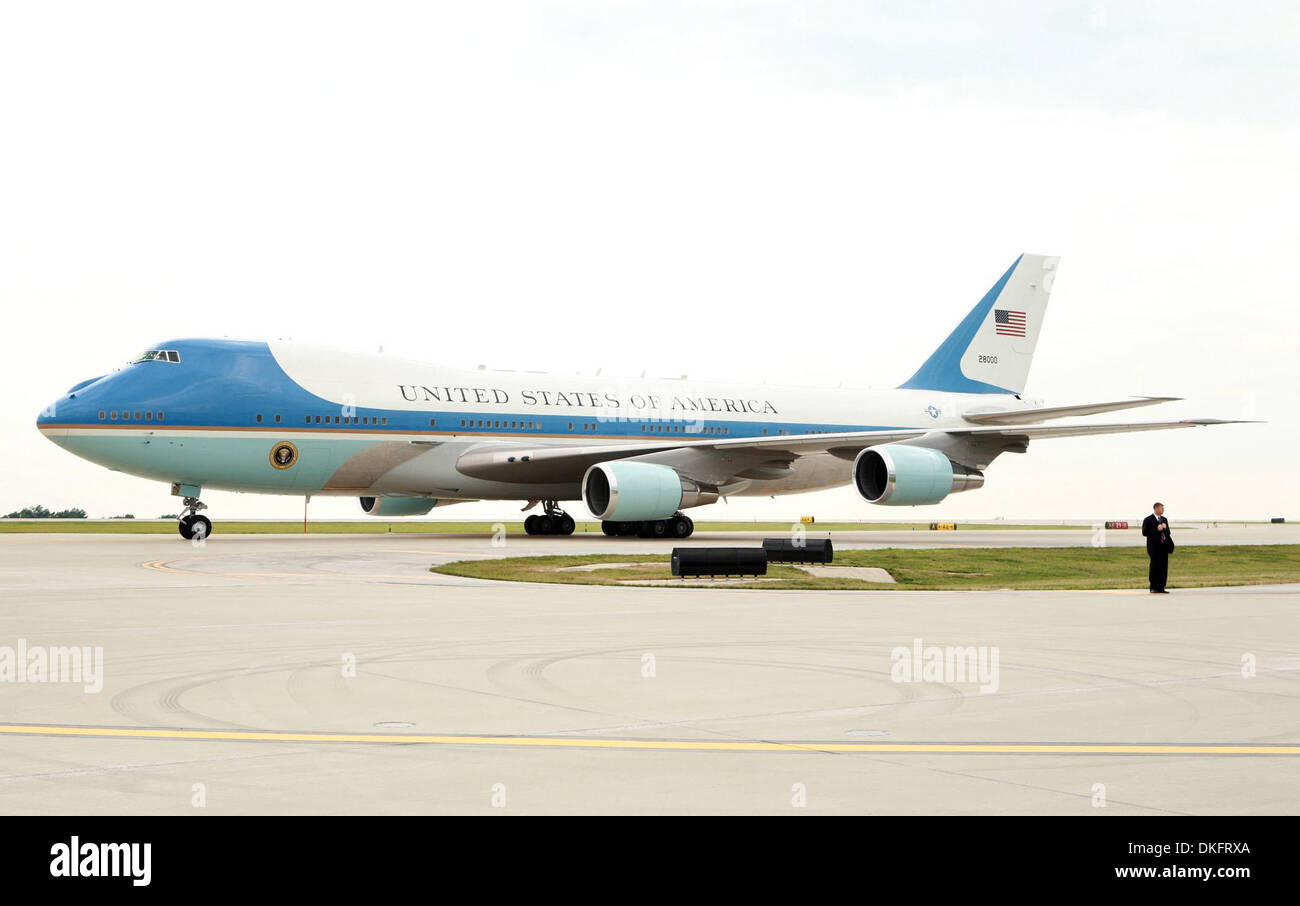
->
[
  {"left": 845, "top": 729, "right": 889, "bottom": 737},
  {"left": 373, "top": 721, "right": 416, "bottom": 729}
]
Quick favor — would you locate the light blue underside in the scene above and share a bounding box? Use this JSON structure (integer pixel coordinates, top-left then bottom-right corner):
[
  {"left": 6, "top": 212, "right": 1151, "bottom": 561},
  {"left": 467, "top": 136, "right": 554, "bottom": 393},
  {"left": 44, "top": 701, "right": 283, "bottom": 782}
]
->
[{"left": 57, "top": 433, "right": 375, "bottom": 493}]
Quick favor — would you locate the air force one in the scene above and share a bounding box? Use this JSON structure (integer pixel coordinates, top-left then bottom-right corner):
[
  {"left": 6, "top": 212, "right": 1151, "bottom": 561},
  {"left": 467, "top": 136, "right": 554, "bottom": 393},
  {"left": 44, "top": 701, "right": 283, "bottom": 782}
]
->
[{"left": 36, "top": 255, "right": 1250, "bottom": 540}]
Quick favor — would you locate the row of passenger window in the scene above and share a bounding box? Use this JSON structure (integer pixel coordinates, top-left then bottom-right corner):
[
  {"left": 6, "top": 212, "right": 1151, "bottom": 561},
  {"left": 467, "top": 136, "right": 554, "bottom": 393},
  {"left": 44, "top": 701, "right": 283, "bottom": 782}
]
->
[
  {"left": 641, "top": 423, "right": 731, "bottom": 435},
  {"left": 460, "top": 419, "right": 539, "bottom": 430},
  {"left": 452, "top": 419, "right": 736, "bottom": 434},
  {"left": 99, "top": 410, "right": 163, "bottom": 421},
  {"left": 294, "top": 415, "right": 394, "bottom": 426}
]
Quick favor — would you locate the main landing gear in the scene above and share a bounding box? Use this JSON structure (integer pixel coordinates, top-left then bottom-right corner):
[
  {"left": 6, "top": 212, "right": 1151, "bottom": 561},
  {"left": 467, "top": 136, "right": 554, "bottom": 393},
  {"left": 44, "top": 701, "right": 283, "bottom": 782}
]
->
[
  {"left": 523, "top": 500, "right": 576, "bottom": 536},
  {"left": 177, "top": 496, "right": 212, "bottom": 540},
  {"left": 601, "top": 513, "right": 694, "bottom": 539}
]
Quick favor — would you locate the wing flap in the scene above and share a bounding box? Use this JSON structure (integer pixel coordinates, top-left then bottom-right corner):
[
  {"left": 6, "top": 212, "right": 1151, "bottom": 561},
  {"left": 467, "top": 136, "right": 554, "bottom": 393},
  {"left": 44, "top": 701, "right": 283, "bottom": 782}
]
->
[
  {"left": 961, "top": 396, "right": 1182, "bottom": 425},
  {"left": 962, "top": 418, "right": 1256, "bottom": 440}
]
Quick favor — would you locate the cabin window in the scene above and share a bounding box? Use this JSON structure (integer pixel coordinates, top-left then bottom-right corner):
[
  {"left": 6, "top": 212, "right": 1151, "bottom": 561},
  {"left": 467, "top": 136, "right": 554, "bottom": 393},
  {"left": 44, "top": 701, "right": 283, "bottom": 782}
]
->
[
  {"left": 274, "top": 415, "right": 281, "bottom": 423},
  {"left": 381, "top": 417, "right": 388, "bottom": 426},
  {"left": 430, "top": 418, "right": 436, "bottom": 427},
  {"left": 98, "top": 411, "right": 106, "bottom": 420},
  {"left": 110, "top": 411, "right": 117, "bottom": 420},
  {"left": 255, "top": 414, "right": 263, "bottom": 423}
]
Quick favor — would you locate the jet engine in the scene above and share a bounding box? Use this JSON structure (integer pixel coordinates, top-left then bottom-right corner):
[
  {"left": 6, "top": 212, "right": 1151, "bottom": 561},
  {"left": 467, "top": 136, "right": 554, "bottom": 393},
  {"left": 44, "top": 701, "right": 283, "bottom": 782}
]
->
[
  {"left": 853, "top": 445, "right": 984, "bottom": 506},
  {"left": 583, "top": 462, "right": 718, "bottom": 521}
]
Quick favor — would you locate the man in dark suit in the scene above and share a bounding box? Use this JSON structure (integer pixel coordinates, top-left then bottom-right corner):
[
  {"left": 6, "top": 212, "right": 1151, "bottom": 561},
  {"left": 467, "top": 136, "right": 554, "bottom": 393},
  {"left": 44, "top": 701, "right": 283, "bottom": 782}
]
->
[{"left": 1142, "top": 502, "right": 1175, "bottom": 593}]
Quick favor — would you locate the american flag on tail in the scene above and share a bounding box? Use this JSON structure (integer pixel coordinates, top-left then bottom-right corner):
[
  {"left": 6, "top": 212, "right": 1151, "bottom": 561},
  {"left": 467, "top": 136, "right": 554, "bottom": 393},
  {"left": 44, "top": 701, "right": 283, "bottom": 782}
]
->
[{"left": 995, "top": 309, "right": 1026, "bottom": 337}]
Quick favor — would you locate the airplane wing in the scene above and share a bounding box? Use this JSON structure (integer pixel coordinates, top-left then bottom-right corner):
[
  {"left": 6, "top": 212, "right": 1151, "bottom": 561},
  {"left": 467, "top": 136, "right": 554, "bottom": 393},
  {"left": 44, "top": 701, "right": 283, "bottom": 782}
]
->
[
  {"left": 454, "top": 418, "right": 1256, "bottom": 484},
  {"left": 960, "top": 396, "right": 1181, "bottom": 425}
]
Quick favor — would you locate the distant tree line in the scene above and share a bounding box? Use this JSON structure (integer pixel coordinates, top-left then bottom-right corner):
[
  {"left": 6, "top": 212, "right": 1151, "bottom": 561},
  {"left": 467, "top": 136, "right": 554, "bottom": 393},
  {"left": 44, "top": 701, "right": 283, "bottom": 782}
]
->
[{"left": 4, "top": 505, "right": 87, "bottom": 519}]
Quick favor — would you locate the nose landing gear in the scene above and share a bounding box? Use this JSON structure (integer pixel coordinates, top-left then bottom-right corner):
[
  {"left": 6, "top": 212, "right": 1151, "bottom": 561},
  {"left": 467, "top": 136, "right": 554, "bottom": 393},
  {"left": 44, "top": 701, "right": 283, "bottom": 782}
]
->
[{"left": 177, "top": 497, "right": 211, "bottom": 540}]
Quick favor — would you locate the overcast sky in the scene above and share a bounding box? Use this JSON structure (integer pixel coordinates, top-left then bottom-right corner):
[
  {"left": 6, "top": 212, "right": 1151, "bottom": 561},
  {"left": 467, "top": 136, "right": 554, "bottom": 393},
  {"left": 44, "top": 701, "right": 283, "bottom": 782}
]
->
[{"left": 1, "top": 1, "right": 1296, "bottom": 522}]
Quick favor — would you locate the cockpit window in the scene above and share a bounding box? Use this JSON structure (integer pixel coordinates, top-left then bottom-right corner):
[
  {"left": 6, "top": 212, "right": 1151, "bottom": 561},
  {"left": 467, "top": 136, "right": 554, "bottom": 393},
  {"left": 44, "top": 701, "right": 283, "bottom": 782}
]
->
[{"left": 133, "top": 349, "right": 181, "bottom": 364}]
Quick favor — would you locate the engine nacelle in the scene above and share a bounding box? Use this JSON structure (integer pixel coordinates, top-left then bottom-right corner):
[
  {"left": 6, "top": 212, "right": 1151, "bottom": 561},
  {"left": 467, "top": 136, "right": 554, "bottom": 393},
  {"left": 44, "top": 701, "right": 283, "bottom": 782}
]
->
[
  {"left": 359, "top": 496, "right": 443, "bottom": 517},
  {"left": 853, "top": 445, "right": 984, "bottom": 506},
  {"left": 583, "top": 462, "right": 718, "bottom": 521}
]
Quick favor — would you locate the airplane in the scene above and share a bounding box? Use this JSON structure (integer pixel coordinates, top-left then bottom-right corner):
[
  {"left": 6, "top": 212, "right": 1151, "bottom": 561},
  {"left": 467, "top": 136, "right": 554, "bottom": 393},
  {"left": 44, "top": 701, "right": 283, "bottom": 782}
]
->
[{"left": 36, "top": 254, "right": 1252, "bottom": 540}]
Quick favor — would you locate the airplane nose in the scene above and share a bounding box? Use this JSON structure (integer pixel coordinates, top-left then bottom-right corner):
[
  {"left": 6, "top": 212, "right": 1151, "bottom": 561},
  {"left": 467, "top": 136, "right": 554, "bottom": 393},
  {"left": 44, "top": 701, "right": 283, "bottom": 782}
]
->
[{"left": 36, "top": 399, "right": 68, "bottom": 442}]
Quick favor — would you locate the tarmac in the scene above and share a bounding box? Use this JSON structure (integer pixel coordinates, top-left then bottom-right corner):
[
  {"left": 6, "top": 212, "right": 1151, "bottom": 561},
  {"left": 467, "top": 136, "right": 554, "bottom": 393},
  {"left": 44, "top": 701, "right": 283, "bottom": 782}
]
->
[{"left": 0, "top": 523, "right": 1296, "bottom": 814}]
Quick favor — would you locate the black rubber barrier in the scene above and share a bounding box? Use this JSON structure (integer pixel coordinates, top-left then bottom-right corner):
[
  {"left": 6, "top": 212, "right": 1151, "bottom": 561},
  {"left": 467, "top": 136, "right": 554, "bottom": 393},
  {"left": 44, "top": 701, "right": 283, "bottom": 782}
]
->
[
  {"left": 671, "top": 547, "right": 768, "bottom": 578},
  {"left": 761, "top": 538, "right": 833, "bottom": 564}
]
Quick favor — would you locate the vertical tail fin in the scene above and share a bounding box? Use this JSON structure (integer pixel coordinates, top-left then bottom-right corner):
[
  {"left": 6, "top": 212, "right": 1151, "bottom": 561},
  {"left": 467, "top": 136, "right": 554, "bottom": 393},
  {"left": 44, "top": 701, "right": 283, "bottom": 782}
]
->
[{"left": 899, "top": 253, "right": 1058, "bottom": 395}]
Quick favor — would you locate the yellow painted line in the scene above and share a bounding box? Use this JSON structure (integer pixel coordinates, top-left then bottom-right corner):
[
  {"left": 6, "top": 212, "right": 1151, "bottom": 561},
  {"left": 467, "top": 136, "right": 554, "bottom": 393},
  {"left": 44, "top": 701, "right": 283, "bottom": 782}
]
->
[{"left": 0, "top": 724, "right": 1297, "bottom": 755}]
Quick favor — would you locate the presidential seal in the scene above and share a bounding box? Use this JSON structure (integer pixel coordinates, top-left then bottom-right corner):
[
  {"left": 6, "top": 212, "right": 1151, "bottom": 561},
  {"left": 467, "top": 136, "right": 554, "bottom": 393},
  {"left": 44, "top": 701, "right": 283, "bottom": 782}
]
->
[{"left": 270, "top": 441, "right": 298, "bottom": 470}]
